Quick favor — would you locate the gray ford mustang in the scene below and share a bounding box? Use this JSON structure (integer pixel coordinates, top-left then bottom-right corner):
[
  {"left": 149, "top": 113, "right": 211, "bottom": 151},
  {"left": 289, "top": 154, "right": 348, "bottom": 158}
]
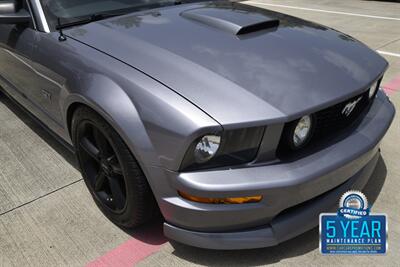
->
[{"left": 0, "top": 0, "right": 395, "bottom": 249}]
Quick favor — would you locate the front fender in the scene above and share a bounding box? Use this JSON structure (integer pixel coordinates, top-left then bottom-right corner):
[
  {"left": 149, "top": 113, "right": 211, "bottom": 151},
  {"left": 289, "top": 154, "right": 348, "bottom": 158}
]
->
[
  {"left": 63, "top": 72, "right": 221, "bottom": 172},
  {"left": 63, "top": 74, "right": 158, "bottom": 167}
]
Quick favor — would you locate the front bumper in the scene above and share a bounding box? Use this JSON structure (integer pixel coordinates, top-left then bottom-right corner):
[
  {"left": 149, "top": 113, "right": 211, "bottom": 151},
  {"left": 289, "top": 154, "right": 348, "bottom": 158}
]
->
[
  {"left": 155, "top": 91, "right": 395, "bottom": 249},
  {"left": 164, "top": 151, "right": 379, "bottom": 249}
]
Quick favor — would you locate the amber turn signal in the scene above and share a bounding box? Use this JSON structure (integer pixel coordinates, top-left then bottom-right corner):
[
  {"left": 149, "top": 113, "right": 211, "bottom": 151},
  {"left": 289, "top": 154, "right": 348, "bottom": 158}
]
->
[{"left": 178, "top": 191, "right": 262, "bottom": 204}]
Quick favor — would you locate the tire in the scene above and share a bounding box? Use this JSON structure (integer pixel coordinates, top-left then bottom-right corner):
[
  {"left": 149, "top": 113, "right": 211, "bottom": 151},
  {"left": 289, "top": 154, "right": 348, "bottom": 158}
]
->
[{"left": 71, "top": 106, "right": 157, "bottom": 228}]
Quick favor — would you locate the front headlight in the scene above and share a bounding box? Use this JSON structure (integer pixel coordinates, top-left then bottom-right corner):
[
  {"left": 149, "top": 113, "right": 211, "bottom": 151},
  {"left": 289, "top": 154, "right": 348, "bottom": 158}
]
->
[
  {"left": 181, "top": 127, "right": 265, "bottom": 171},
  {"left": 279, "top": 114, "right": 315, "bottom": 152},
  {"left": 293, "top": 115, "right": 313, "bottom": 148},
  {"left": 194, "top": 135, "right": 221, "bottom": 163}
]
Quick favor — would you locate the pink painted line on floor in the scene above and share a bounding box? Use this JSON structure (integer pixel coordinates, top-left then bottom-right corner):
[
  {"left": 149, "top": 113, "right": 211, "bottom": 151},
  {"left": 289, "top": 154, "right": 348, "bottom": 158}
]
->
[
  {"left": 382, "top": 75, "right": 400, "bottom": 96},
  {"left": 86, "top": 222, "right": 167, "bottom": 267}
]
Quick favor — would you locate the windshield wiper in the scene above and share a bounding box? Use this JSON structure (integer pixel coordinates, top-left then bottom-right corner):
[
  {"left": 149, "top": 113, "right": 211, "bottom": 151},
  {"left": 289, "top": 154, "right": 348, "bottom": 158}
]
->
[
  {"left": 55, "top": 0, "right": 191, "bottom": 32},
  {"left": 56, "top": 12, "right": 129, "bottom": 42},
  {"left": 56, "top": 12, "right": 124, "bottom": 31},
  {"left": 54, "top": 0, "right": 197, "bottom": 41}
]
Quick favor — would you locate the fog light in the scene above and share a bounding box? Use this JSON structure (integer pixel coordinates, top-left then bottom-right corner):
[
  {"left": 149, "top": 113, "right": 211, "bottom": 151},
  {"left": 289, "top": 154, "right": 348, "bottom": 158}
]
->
[
  {"left": 178, "top": 191, "right": 262, "bottom": 204},
  {"left": 193, "top": 135, "right": 221, "bottom": 163},
  {"left": 369, "top": 81, "right": 379, "bottom": 99},
  {"left": 293, "top": 115, "right": 313, "bottom": 148}
]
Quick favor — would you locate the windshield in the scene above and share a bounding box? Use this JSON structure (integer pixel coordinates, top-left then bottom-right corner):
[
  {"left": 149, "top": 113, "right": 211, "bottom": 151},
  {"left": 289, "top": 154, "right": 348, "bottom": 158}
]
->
[{"left": 40, "top": 0, "right": 180, "bottom": 30}]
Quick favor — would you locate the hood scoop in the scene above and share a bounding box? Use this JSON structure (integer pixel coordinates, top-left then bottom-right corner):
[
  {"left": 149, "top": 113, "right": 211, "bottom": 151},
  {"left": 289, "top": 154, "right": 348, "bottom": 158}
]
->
[{"left": 181, "top": 7, "right": 279, "bottom": 35}]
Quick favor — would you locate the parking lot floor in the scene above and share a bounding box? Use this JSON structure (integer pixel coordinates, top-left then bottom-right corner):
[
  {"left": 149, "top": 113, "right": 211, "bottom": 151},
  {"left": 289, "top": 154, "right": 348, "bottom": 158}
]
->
[{"left": 0, "top": 0, "right": 399, "bottom": 266}]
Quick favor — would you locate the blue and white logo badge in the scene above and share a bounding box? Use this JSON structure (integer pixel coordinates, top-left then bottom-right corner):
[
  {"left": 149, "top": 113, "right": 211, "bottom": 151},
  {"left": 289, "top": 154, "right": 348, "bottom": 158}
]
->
[
  {"left": 338, "top": 191, "right": 369, "bottom": 219},
  {"left": 320, "top": 190, "right": 387, "bottom": 255}
]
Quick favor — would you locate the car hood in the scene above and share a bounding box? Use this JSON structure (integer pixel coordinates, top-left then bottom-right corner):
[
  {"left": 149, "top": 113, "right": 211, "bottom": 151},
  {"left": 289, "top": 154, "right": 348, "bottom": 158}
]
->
[{"left": 66, "top": 1, "right": 387, "bottom": 127}]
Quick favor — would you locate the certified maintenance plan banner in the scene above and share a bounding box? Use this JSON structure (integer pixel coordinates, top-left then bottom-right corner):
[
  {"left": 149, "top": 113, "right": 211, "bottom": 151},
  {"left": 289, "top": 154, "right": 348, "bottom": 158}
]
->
[{"left": 319, "top": 191, "right": 387, "bottom": 254}]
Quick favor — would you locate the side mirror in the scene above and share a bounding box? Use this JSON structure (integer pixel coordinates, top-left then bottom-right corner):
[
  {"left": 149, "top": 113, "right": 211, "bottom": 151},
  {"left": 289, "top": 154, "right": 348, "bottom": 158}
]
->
[{"left": 0, "top": 1, "right": 31, "bottom": 24}]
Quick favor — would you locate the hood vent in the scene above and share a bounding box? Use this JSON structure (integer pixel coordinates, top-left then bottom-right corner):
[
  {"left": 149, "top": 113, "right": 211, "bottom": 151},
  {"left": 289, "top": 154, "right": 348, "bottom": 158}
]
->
[
  {"left": 181, "top": 7, "right": 279, "bottom": 35},
  {"left": 236, "top": 19, "right": 279, "bottom": 35}
]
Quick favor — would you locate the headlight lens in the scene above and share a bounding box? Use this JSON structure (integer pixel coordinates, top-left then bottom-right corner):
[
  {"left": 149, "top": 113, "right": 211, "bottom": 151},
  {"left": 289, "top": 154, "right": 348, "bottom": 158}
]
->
[
  {"left": 293, "top": 115, "right": 313, "bottom": 148},
  {"left": 369, "top": 80, "right": 379, "bottom": 99},
  {"left": 181, "top": 127, "right": 265, "bottom": 171},
  {"left": 194, "top": 135, "right": 221, "bottom": 163}
]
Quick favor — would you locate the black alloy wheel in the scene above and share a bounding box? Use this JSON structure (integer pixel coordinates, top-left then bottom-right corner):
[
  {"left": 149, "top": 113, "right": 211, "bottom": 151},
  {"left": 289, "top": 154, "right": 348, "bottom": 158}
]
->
[
  {"left": 78, "top": 122, "right": 127, "bottom": 212},
  {"left": 72, "top": 107, "right": 157, "bottom": 227}
]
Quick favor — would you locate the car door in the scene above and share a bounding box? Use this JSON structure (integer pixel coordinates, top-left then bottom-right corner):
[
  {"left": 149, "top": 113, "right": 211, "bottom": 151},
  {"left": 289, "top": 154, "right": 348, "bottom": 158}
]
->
[
  {"left": 0, "top": 3, "right": 36, "bottom": 105},
  {"left": 0, "top": 0, "right": 66, "bottom": 137}
]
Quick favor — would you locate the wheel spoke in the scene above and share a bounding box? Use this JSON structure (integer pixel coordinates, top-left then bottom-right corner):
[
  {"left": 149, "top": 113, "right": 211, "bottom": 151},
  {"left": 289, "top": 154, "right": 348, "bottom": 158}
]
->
[
  {"left": 107, "top": 176, "right": 126, "bottom": 210},
  {"left": 93, "top": 128, "right": 110, "bottom": 157},
  {"left": 94, "top": 171, "right": 107, "bottom": 191},
  {"left": 80, "top": 137, "right": 100, "bottom": 161},
  {"left": 111, "top": 164, "right": 123, "bottom": 176},
  {"left": 107, "top": 155, "right": 123, "bottom": 176}
]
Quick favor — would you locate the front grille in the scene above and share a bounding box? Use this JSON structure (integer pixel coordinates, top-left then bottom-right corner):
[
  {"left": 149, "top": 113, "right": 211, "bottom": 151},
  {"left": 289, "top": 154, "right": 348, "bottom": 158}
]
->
[
  {"left": 313, "top": 90, "right": 370, "bottom": 138},
  {"left": 277, "top": 88, "right": 375, "bottom": 156}
]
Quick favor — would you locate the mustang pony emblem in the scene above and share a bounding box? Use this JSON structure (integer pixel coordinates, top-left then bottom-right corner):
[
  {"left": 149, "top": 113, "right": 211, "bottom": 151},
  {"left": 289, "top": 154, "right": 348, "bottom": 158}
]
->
[{"left": 342, "top": 97, "right": 363, "bottom": 117}]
